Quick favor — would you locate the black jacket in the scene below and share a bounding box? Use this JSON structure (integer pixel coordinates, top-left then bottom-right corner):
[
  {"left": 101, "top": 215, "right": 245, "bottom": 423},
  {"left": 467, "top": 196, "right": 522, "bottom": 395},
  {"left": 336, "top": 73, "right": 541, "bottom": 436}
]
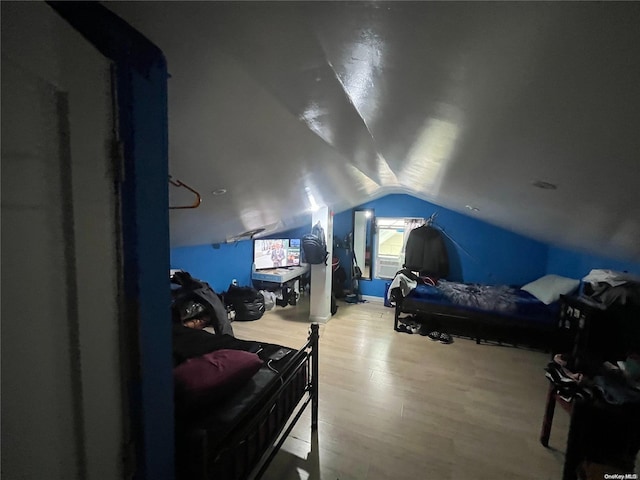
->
[{"left": 404, "top": 225, "right": 449, "bottom": 277}]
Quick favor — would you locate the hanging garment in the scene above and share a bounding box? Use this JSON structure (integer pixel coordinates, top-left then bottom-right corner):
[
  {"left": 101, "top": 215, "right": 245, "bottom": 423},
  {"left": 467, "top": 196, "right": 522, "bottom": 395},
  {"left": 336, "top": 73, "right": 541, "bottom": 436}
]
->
[{"left": 404, "top": 225, "right": 449, "bottom": 277}]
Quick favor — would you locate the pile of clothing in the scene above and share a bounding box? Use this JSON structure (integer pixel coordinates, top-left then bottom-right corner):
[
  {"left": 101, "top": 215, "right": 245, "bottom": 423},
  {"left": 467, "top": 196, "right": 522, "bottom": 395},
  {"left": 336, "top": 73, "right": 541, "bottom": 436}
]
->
[
  {"left": 545, "top": 353, "right": 640, "bottom": 405},
  {"left": 544, "top": 354, "right": 593, "bottom": 402},
  {"left": 582, "top": 269, "right": 640, "bottom": 307}
]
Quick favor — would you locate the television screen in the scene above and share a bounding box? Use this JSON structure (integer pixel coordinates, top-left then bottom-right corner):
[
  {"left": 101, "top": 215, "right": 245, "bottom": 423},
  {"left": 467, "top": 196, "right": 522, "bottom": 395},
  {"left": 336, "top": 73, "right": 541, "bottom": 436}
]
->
[{"left": 254, "top": 239, "right": 301, "bottom": 270}]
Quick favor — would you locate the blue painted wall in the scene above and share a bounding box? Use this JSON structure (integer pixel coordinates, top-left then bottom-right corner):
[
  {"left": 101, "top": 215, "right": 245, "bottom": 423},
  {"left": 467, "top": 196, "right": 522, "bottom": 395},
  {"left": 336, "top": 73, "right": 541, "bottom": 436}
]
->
[
  {"left": 171, "top": 242, "right": 254, "bottom": 292},
  {"left": 546, "top": 245, "right": 640, "bottom": 279},
  {"left": 170, "top": 224, "right": 313, "bottom": 293},
  {"left": 170, "top": 194, "right": 640, "bottom": 301},
  {"left": 170, "top": 194, "right": 555, "bottom": 298},
  {"left": 351, "top": 194, "right": 549, "bottom": 298}
]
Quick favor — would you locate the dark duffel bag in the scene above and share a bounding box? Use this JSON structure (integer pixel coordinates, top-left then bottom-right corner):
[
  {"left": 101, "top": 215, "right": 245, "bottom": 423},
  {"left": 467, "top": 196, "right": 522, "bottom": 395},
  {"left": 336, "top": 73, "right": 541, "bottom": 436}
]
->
[{"left": 225, "top": 285, "right": 265, "bottom": 321}]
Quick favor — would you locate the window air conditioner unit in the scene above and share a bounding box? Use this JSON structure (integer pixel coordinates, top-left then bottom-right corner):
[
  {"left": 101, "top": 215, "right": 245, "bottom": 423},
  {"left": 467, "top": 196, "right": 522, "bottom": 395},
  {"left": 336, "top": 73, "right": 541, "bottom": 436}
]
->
[{"left": 377, "top": 256, "right": 401, "bottom": 279}]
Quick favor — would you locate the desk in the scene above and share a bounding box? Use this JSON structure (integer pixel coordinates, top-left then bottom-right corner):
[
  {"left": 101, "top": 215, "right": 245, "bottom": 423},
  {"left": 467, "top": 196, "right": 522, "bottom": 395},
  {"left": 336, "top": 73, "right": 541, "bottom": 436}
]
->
[
  {"left": 251, "top": 264, "right": 309, "bottom": 284},
  {"left": 252, "top": 264, "right": 310, "bottom": 306}
]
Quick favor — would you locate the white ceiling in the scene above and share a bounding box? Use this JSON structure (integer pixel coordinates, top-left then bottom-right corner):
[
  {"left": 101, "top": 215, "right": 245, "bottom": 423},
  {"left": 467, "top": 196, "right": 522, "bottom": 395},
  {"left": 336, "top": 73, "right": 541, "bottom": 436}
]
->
[{"left": 104, "top": 2, "right": 640, "bottom": 262}]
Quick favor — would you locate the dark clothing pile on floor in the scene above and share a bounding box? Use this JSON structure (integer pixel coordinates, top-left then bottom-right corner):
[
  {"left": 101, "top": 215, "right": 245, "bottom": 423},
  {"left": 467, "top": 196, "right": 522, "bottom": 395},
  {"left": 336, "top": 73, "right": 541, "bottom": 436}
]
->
[{"left": 544, "top": 353, "right": 640, "bottom": 405}]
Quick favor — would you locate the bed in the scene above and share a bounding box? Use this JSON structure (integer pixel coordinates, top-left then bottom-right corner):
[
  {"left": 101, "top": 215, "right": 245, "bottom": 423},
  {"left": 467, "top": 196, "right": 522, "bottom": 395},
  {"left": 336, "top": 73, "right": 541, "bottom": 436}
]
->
[
  {"left": 173, "top": 323, "right": 319, "bottom": 480},
  {"left": 390, "top": 272, "right": 579, "bottom": 349}
]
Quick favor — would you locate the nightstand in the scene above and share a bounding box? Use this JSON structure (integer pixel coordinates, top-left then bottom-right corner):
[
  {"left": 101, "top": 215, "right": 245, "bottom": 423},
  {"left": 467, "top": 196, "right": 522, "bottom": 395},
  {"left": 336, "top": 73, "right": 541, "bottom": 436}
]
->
[{"left": 557, "top": 295, "right": 609, "bottom": 365}]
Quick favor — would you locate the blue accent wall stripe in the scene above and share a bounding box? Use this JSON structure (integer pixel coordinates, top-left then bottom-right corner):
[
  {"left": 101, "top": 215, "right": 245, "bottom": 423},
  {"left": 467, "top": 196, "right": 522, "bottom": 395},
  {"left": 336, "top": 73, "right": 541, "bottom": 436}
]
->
[
  {"left": 171, "top": 194, "right": 640, "bottom": 301},
  {"left": 126, "top": 68, "right": 173, "bottom": 480}
]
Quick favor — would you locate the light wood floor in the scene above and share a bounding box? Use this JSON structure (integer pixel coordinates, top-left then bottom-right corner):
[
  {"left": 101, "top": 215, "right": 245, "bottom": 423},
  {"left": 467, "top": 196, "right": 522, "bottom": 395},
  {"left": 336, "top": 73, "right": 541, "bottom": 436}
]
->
[{"left": 232, "top": 296, "right": 572, "bottom": 480}]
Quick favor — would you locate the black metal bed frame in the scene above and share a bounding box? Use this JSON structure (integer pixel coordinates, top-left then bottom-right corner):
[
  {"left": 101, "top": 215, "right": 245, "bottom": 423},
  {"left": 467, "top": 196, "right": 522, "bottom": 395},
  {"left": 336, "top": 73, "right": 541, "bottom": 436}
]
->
[
  {"left": 251, "top": 322, "right": 319, "bottom": 479},
  {"left": 185, "top": 323, "right": 320, "bottom": 480},
  {"left": 394, "top": 297, "right": 556, "bottom": 350}
]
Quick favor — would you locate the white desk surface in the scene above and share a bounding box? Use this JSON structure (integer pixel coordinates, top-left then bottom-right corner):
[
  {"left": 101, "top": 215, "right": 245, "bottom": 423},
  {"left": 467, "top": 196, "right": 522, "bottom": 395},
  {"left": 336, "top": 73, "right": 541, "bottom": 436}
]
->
[{"left": 251, "top": 264, "right": 310, "bottom": 283}]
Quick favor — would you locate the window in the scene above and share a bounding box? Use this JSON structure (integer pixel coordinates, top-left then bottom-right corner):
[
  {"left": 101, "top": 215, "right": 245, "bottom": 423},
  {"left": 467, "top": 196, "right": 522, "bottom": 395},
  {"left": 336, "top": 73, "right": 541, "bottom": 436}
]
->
[{"left": 374, "top": 217, "right": 425, "bottom": 279}]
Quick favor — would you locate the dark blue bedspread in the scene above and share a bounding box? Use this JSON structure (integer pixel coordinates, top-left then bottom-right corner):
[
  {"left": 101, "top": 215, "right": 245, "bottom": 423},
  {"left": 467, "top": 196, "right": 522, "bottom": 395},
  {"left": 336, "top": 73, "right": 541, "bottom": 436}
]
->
[{"left": 407, "top": 280, "right": 559, "bottom": 326}]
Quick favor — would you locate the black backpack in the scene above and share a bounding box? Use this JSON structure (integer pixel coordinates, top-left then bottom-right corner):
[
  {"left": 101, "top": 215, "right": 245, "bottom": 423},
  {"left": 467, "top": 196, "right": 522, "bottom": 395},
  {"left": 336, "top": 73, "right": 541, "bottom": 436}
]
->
[{"left": 302, "top": 222, "right": 328, "bottom": 265}]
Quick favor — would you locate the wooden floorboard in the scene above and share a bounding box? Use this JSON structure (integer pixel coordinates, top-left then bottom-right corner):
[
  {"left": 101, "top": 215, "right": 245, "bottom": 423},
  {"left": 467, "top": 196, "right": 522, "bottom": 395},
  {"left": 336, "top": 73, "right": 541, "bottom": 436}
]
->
[{"left": 232, "top": 296, "right": 572, "bottom": 480}]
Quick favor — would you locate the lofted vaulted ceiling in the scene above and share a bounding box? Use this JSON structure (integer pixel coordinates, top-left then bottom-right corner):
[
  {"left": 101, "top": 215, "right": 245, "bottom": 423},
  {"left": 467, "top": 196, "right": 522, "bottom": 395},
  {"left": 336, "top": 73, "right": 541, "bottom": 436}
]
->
[{"left": 105, "top": 1, "right": 640, "bottom": 262}]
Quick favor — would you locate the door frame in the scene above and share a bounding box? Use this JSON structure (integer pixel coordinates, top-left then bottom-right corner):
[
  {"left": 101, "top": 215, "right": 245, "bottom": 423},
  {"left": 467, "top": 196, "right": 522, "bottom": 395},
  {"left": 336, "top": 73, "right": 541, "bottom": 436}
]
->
[{"left": 48, "top": 3, "right": 173, "bottom": 479}]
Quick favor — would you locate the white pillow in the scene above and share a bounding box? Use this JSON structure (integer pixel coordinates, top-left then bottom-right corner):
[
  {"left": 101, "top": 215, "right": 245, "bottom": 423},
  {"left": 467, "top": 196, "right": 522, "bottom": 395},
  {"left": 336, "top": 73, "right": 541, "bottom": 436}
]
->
[{"left": 521, "top": 274, "right": 580, "bottom": 305}]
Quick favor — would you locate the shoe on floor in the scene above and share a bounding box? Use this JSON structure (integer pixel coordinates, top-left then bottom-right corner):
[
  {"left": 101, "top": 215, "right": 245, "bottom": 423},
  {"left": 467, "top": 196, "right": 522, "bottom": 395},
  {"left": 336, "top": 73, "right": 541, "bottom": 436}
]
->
[
  {"left": 544, "top": 363, "right": 576, "bottom": 385},
  {"left": 553, "top": 353, "right": 568, "bottom": 367},
  {"left": 397, "top": 324, "right": 413, "bottom": 334},
  {"left": 438, "top": 332, "right": 453, "bottom": 344},
  {"left": 427, "top": 331, "right": 441, "bottom": 341}
]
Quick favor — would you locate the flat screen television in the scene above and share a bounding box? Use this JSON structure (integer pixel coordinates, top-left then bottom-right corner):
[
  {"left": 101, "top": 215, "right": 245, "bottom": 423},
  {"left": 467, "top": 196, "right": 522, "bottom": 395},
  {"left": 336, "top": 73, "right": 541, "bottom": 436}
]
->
[{"left": 253, "top": 238, "right": 301, "bottom": 270}]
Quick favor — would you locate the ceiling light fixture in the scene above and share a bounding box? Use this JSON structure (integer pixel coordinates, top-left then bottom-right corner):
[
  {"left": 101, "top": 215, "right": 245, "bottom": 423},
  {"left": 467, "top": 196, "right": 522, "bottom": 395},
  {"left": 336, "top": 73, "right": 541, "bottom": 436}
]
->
[
  {"left": 465, "top": 205, "right": 479, "bottom": 212},
  {"left": 532, "top": 180, "right": 557, "bottom": 190},
  {"left": 212, "top": 188, "right": 227, "bottom": 196},
  {"left": 305, "top": 186, "right": 320, "bottom": 212}
]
